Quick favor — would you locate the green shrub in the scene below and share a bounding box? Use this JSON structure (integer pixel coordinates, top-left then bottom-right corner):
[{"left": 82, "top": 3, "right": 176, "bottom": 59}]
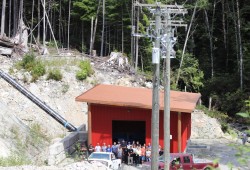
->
[
  {"left": 30, "top": 123, "right": 50, "bottom": 145},
  {"left": 221, "top": 122, "right": 229, "bottom": 133},
  {"left": 62, "top": 84, "right": 70, "bottom": 94},
  {"left": 47, "top": 69, "right": 63, "bottom": 81},
  {"left": 8, "top": 67, "right": 14, "bottom": 75},
  {"left": 79, "top": 60, "right": 93, "bottom": 74},
  {"left": 0, "top": 154, "right": 30, "bottom": 166},
  {"left": 76, "top": 60, "right": 94, "bottom": 80},
  {"left": 31, "top": 74, "right": 39, "bottom": 82},
  {"left": 16, "top": 53, "right": 46, "bottom": 82},
  {"left": 32, "top": 62, "right": 46, "bottom": 77},
  {"left": 20, "top": 54, "right": 36, "bottom": 71},
  {"left": 47, "top": 41, "right": 57, "bottom": 47},
  {"left": 196, "top": 105, "right": 228, "bottom": 120},
  {"left": 76, "top": 70, "right": 88, "bottom": 80}
]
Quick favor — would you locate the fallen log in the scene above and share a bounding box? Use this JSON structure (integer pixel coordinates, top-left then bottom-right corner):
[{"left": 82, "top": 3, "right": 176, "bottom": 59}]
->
[
  {"left": 0, "top": 38, "right": 15, "bottom": 48},
  {"left": 0, "top": 20, "right": 29, "bottom": 56},
  {"left": 0, "top": 46, "right": 13, "bottom": 55}
]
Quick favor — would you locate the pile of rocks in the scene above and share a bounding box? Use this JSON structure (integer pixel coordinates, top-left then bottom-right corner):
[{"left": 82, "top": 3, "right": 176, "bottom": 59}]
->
[{"left": 191, "top": 109, "right": 225, "bottom": 139}]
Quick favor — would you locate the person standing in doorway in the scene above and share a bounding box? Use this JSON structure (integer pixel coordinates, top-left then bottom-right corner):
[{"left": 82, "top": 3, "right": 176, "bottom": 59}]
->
[
  {"left": 117, "top": 146, "right": 123, "bottom": 162},
  {"left": 145, "top": 147, "right": 151, "bottom": 162},
  {"left": 141, "top": 145, "right": 146, "bottom": 163},
  {"left": 101, "top": 143, "right": 107, "bottom": 152},
  {"left": 88, "top": 144, "right": 94, "bottom": 154},
  {"left": 95, "top": 143, "right": 101, "bottom": 152},
  {"left": 127, "top": 145, "right": 134, "bottom": 165},
  {"left": 112, "top": 142, "right": 118, "bottom": 158},
  {"left": 106, "top": 144, "right": 112, "bottom": 152}
]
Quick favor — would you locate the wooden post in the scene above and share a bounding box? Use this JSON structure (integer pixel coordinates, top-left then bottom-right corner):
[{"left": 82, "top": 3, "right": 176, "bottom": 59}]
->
[
  {"left": 208, "top": 97, "right": 212, "bottom": 111},
  {"left": 88, "top": 103, "right": 92, "bottom": 145},
  {"left": 178, "top": 112, "right": 182, "bottom": 153},
  {"left": 40, "top": 0, "right": 59, "bottom": 54}
]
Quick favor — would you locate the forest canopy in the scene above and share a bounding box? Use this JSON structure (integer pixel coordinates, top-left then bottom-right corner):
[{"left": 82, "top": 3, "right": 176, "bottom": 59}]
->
[{"left": 0, "top": 0, "right": 250, "bottom": 118}]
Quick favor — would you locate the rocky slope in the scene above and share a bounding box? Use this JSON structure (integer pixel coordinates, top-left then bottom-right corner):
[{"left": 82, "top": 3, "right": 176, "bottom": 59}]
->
[{"left": 0, "top": 54, "right": 146, "bottom": 163}]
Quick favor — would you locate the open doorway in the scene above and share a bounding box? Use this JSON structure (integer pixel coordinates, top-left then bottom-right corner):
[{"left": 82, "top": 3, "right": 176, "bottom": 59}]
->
[{"left": 112, "top": 120, "right": 146, "bottom": 145}]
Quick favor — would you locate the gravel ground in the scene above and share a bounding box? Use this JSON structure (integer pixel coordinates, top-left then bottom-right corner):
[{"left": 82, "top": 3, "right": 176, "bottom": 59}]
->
[{"left": 187, "top": 139, "right": 250, "bottom": 170}]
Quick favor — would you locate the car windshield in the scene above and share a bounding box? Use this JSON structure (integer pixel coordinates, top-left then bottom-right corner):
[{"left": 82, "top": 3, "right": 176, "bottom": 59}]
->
[
  {"left": 159, "top": 155, "right": 173, "bottom": 162},
  {"left": 88, "top": 153, "right": 110, "bottom": 160}
]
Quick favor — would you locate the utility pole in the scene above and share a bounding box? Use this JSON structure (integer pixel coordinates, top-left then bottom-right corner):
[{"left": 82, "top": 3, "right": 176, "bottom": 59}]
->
[
  {"left": 132, "top": 1, "right": 187, "bottom": 170},
  {"left": 162, "top": 6, "right": 187, "bottom": 170},
  {"left": 163, "top": 13, "right": 171, "bottom": 170},
  {"left": 133, "top": 2, "right": 162, "bottom": 169},
  {"left": 133, "top": 1, "right": 187, "bottom": 170},
  {"left": 151, "top": 6, "right": 161, "bottom": 169},
  {"left": 135, "top": 6, "right": 139, "bottom": 72}
]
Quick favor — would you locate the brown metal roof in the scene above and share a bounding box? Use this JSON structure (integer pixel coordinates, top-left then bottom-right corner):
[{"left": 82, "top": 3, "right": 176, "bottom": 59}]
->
[{"left": 75, "top": 84, "right": 201, "bottom": 113}]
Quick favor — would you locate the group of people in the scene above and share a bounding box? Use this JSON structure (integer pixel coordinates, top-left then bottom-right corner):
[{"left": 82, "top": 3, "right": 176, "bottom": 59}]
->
[{"left": 88, "top": 140, "right": 164, "bottom": 166}]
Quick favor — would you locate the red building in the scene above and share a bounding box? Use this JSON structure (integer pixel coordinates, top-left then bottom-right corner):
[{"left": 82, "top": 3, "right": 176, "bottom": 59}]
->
[{"left": 76, "top": 84, "right": 201, "bottom": 153}]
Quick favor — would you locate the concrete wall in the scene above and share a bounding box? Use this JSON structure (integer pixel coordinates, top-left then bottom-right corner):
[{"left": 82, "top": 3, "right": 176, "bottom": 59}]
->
[{"left": 48, "top": 124, "right": 88, "bottom": 165}]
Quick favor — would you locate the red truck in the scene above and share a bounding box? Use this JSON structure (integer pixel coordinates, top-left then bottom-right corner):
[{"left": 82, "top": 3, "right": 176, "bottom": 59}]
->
[{"left": 143, "top": 153, "right": 219, "bottom": 170}]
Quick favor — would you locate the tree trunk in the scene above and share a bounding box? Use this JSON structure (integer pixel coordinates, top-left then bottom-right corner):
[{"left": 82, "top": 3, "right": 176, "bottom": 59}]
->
[
  {"left": 116, "top": 25, "right": 118, "bottom": 50},
  {"left": 8, "top": 0, "right": 11, "bottom": 37},
  {"left": 90, "top": 16, "right": 93, "bottom": 55},
  {"left": 13, "top": 0, "right": 18, "bottom": 35},
  {"left": 108, "top": 26, "right": 110, "bottom": 54},
  {"left": 121, "top": 6, "right": 124, "bottom": 54},
  {"left": 92, "top": 17, "right": 98, "bottom": 54},
  {"left": 100, "top": 0, "right": 105, "bottom": 57},
  {"left": 30, "top": 0, "right": 35, "bottom": 45},
  {"left": 222, "top": 0, "right": 228, "bottom": 68},
  {"left": 59, "top": 0, "right": 61, "bottom": 45},
  {"left": 37, "top": 0, "right": 40, "bottom": 43},
  {"left": 204, "top": 0, "right": 216, "bottom": 78},
  {"left": 235, "top": 0, "right": 243, "bottom": 90},
  {"left": 176, "top": 1, "right": 197, "bottom": 86},
  {"left": 52, "top": 2, "right": 56, "bottom": 42},
  {"left": 82, "top": 21, "right": 84, "bottom": 53},
  {"left": 1, "top": 0, "right": 7, "bottom": 37},
  {"left": 105, "top": 21, "right": 108, "bottom": 55},
  {"left": 230, "top": 0, "right": 239, "bottom": 67},
  {"left": 67, "top": 0, "right": 71, "bottom": 50},
  {"left": 209, "top": 97, "right": 212, "bottom": 111},
  {"left": 19, "top": 0, "right": 23, "bottom": 44},
  {"left": 50, "top": 1, "right": 53, "bottom": 42},
  {"left": 90, "top": 0, "right": 101, "bottom": 56},
  {"left": 43, "top": 0, "right": 46, "bottom": 46},
  {"left": 40, "top": 0, "right": 59, "bottom": 53}
]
